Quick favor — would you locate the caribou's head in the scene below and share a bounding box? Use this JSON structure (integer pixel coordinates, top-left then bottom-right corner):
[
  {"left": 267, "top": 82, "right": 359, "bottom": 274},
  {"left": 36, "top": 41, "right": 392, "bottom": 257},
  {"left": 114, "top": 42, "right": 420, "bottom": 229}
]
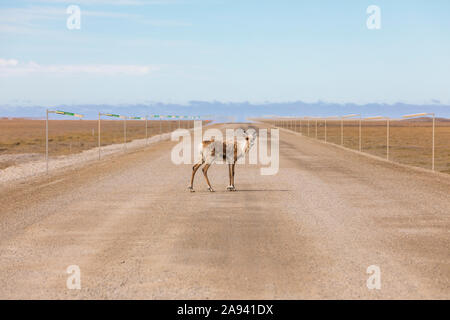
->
[{"left": 244, "top": 128, "right": 257, "bottom": 152}]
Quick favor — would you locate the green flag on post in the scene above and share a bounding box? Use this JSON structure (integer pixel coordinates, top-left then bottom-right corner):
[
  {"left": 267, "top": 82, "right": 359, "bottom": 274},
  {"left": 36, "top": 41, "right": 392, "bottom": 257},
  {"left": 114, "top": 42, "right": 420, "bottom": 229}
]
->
[
  {"left": 104, "top": 113, "right": 120, "bottom": 118},
  {"left": 55, "top": 110, "right": 84, "bottom": 118}
]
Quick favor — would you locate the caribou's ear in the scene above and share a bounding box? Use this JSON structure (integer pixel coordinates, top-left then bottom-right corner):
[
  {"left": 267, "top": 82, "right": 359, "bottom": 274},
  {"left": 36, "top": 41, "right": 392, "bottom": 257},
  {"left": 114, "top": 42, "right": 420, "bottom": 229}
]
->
[{"left": 246, "top": 128, "right": 257, "bottom": 137}]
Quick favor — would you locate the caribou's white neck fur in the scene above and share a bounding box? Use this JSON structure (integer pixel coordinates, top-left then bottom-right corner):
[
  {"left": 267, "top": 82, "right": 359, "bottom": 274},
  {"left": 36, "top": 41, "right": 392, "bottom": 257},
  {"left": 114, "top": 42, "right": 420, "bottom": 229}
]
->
[{"left": 231, "top": 135, "right": 252, "bottom": 160}]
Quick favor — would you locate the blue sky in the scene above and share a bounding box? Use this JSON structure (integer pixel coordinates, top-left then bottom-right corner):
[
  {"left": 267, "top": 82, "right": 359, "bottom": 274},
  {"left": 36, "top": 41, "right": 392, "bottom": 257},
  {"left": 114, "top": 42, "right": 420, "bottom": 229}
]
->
[{"left": 1, "top": 0, "right": 450, "bottom": 109}]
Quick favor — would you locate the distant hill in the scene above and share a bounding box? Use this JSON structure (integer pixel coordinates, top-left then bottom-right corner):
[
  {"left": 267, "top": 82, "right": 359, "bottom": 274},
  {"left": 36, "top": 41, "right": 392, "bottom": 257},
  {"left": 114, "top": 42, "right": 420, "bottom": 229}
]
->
[
  {"left": 401, "top": 117, "right": 450, "bottom": 122},
  {"left": 1, "top": 101, "right": 450, "bottom": 122}
]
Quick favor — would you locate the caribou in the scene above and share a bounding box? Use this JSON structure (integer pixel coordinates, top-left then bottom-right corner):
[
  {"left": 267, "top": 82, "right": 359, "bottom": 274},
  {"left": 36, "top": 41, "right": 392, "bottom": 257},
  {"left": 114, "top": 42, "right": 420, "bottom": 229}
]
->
[{"left": 188, "top": 129, "right": 256, "bottom": 192}]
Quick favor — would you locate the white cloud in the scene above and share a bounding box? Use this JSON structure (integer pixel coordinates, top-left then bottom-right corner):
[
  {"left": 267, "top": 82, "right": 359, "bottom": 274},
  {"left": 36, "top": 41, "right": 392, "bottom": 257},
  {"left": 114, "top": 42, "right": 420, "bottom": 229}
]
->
[
  {"left": 0, "top": 58, "right": 158, "bottom": 76},
  {"left": 0, "top": 7, "right": 66, "bottom": 35},
  {"left": 0, "top": 58, "right": 19, "bottom": 67}
]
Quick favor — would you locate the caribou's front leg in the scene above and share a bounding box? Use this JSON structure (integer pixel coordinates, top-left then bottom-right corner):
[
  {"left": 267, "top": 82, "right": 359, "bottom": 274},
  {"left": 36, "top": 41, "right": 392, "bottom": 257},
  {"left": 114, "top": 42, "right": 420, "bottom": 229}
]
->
[
  {"left": 227, "top": 164, "right": 234, "bottom": 191},
  {"left": 231, "top": 163, "right": 236, "bottom": 191},
  {"left": 202, "top": 163, "right": 214, "bottom": 192}
]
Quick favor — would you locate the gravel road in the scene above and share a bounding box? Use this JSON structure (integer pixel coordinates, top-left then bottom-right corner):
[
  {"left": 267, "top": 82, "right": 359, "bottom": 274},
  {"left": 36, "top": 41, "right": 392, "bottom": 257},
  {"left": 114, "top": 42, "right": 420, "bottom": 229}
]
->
[{"left": 0, "top": 123, "right": 448, "bottom": 299}]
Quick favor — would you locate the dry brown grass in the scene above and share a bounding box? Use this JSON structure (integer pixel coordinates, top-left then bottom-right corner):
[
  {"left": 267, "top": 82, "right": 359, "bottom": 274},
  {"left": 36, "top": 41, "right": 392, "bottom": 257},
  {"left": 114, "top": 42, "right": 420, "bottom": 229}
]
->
[
  {"left": 0, "top": 119, "right": 202, "bottom": 168},
  {"left": 262, "top": 119, "right": 450, "bottom": 174}
]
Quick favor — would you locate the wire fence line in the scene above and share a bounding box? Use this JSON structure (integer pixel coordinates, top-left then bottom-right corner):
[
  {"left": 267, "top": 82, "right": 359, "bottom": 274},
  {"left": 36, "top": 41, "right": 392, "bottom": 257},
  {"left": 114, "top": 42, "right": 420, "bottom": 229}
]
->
[
  {"left": 41, "top": 110, "right": 210, "bottom": 173},
  {"left": 260, "top": 113, "right": 450, "bottom": 174}
]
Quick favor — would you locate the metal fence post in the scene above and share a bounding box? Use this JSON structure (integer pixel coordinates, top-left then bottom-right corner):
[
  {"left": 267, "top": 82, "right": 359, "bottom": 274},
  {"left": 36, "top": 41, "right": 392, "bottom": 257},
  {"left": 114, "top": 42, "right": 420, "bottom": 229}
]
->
[
  {"left": 46, "top": 109, "right": 49, "bottom": 174},
  {"left": 365, "top": 116, "right": 390, "bottom": 160},
  {"left": 315, "top": 119, "right": 318, "bottom": 139},
  {"left": 45, "top": 109, "right": 84, "bottom": 173},
  {"left": 359, "top": 116, "right": 362, "bottom": 152},
  {"left": 403, "top": 112, "right": 435, "bottom": 171},
  {"left": 145, "top": 116, "right": 148, "bottom": 145},
  {"left": 387, "top": 118, "right": 390, "bottom": 160},
  {"left": 124, "top": 116, "right": 127, "bottom": 151},
  {"left": 342, "top": 114, "right": 361, "bottom": 148},
  {"left": 98, "top": 112, "right": 101, "bottom": 160},
  {"left": 432, "top": 114, "right": 435, "bottom": 171}
]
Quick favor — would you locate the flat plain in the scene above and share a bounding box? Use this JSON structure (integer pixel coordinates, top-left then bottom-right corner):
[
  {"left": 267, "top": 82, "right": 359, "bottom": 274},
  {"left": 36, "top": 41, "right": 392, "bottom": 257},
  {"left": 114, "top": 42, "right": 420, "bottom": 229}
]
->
[
  {"left": 263, "top": 119, "right": 450, "bottom": 174},
  {"left": 0, "top": 119, "right": 196, "bottom": 169}
]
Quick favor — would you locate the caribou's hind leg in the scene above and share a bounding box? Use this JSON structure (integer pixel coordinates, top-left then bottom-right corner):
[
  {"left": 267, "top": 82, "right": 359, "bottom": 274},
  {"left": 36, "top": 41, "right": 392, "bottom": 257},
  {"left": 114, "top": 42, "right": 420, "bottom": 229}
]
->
[
  {"left": 188, "top": 159, "right": 204, "bottom": 192},
  {"left": 202, "top": 163, "right": 214, "bottom": 192}
]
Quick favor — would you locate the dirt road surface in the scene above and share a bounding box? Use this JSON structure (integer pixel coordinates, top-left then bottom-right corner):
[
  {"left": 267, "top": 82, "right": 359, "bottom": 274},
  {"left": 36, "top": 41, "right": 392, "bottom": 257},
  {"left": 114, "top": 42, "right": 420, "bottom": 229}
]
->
[{"left": 0, "top": 123, "right": 449, "bottom": 299}]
